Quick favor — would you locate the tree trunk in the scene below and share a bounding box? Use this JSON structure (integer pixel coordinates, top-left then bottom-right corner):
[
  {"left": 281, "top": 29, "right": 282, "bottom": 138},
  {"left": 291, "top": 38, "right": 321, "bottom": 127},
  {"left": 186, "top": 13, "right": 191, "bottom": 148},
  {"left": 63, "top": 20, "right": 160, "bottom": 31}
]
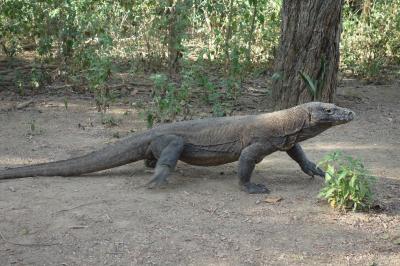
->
[
  {"left": 167, "top": 1, "right": 180, "bottom": 76},
  {"left": 272, "top": 0, "right": 343, "bottom": 109},
  {"left": 223, "top": 0, "right": 235, "bottom": 75},
  {"left": 246, "top": 0, "right": 258, "bottom": 64}
]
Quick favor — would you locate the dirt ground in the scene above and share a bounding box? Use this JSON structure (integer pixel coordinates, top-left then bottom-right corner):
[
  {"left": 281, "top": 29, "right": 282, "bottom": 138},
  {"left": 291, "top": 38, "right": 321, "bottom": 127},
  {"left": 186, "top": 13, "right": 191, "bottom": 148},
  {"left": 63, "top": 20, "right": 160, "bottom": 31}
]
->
[{"left": 0, "top": 78, "right": 399, "bottom": 266}]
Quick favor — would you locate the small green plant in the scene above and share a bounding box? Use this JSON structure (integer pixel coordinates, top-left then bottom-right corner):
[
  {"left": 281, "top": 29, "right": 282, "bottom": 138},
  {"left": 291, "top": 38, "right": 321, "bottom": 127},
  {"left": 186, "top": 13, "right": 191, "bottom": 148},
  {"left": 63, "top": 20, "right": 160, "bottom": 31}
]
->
[
  {"left": 63, "top": 97, "right": 69, "bottom": 110},
  {"left": 143, "top": 73, "right": 190, "bottom": 128},
  {"left": 16, "top": 80, "right": 25, "bottom": 96},
  {"left": 225, "top": 47, "right": 244, "bottom": 102},
  {"left": 101, "top": 114, "right": 120, "bottom": 127},
  {"left": 29, "top": 120, "right": 36, "bottom": 133},
  {"left": 29, "top": 67, "right": 49, "bottom": 90},
  {"left": 84, "top": 51, "right": 114, "bottom": 113},
  {"left": 94, "top": 87, "right": 118, "bottom": 113},
  {"left": 14, "top": 69, "right": 25, "bottom": 96},
  {"left": 196, "top": 72, "right": 227, "bottom": 117},
  {"left": 210, "top": 91, "right": 226, "bottom": 117},
  {"left": 0, "top": 34, "right": 20, "bottom": 57},
  {"left": 299, "top": 57, "right": 326, "bottom": 101},
  {"left": 318, "top": 151, "right": 376, "bottom": 211},
  {"left": 27, "top": 119, "right": 44, "bottom": 136}
]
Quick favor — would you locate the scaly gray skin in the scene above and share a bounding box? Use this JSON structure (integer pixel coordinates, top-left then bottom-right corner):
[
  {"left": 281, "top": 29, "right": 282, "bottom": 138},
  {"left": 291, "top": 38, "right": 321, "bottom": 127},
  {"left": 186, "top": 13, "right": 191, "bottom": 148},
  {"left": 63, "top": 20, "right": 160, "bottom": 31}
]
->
[{"left": 0, "top": 102, "right": 354, "bottom": 193}]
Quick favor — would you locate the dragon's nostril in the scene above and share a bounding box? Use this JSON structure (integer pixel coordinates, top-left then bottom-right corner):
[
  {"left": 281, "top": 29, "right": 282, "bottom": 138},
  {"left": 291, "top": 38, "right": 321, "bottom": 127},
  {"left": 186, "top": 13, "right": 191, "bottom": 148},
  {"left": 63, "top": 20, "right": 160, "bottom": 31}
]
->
[{"left": 348, "top": 111, "right": 355, "bottom": 120}]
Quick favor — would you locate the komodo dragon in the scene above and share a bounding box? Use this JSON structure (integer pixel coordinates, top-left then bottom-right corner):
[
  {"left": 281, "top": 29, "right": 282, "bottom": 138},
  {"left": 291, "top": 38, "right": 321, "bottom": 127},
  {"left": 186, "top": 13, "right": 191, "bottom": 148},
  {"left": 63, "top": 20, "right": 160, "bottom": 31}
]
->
[{"left": 0, "top": 102, "right": 354, "bottom": 193}]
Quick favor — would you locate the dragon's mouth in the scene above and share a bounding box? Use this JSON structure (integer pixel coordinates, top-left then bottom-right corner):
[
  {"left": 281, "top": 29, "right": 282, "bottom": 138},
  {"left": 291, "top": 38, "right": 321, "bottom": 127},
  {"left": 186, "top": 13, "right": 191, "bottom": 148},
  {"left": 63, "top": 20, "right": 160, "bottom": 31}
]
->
[{"left": 333, "top": 109, "right": 355, "bottom": 125}]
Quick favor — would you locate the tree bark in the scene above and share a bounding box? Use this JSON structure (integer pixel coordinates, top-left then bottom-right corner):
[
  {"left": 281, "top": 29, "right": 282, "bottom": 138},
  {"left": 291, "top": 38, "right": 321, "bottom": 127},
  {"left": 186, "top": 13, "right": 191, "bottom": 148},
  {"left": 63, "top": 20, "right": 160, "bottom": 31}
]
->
[
  {"left": 246, "top": 0, "right": 258, "bottom": 64},
  {"left": 167, "top": 0, "right": 180, "bottom": 76},
  {"left": 272, "top": 0, "right": 343, "bottom": 109},
  {"left": 224, "top": 0, "right": 235, "bottom": 74}
]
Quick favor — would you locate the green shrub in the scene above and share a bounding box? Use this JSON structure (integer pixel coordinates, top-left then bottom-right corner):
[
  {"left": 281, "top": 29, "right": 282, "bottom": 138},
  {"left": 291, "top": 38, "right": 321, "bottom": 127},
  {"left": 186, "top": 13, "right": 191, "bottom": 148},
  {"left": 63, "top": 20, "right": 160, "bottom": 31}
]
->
[
  {"left": 318, "top": 151, "right": 376, "bottom": 211},
  {"left": 143, "top": 74, "right": 190, "bottom": 128}
]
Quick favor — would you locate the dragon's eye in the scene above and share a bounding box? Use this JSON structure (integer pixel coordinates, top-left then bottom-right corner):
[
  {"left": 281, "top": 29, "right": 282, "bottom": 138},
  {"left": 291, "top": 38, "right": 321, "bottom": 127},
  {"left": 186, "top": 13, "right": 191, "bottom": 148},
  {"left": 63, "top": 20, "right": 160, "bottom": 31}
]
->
[{"left": 326, "top": 108, "right": 333, "bottom": 114}]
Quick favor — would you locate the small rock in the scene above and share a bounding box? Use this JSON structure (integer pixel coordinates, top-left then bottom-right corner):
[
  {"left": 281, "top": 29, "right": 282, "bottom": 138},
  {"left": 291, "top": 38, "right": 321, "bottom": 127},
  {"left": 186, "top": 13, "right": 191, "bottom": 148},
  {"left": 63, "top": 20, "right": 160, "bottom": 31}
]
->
[
  {"left": 8, "top": 186, "right": 16, "bottom": 192},
  {"left": 131, "top": 89, "right": 139, "bottom": 96},
  {"left": 120, "top": 88, "right": 129, "bottom": 96},
  {"left": 78, "top": 123, "right": 85, "bottom": 130}
]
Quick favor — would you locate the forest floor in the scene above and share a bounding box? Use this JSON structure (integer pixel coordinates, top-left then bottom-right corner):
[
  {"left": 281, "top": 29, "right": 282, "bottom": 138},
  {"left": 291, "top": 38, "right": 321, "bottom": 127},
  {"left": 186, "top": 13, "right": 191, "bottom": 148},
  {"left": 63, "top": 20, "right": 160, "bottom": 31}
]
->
[{"left": 0, "top": 72, "right": 399, "bottom": 265}]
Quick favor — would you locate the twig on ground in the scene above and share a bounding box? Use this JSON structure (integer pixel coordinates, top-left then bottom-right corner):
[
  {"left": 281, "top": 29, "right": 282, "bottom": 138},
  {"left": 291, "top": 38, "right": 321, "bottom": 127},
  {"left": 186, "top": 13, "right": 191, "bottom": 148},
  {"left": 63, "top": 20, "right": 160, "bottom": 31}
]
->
[
  {"left": 107, "top": 83, "right": 152, "bottom": 90},
  {"left": 45, "top": 84, "right": 73, "bottom": 90},
  {"left": 0, "top": 231, "right": 59, "bottom": 247},
  {"left": 0, "top": 100, "right": 34, "bottom": 112},
  {"left": 106, "top": 252, "right": 125, "bottom": 255},
  {"left": 55, "top": 200, "right": 107, "bottom": 214},
  {"left": 16, "top": 100, "right": 34, "bottom": 110},
  {"left": 0, "top": 65, "right": 57, "bottom": 76},
  {"left": 68, "top": 225, "right": 89, "bottom": 229}
]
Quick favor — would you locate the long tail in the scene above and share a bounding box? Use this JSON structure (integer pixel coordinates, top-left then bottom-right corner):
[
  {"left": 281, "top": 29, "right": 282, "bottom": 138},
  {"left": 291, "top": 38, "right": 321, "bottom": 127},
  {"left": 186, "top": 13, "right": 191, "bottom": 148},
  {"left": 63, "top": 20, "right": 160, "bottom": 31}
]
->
[{"left": 0, "top": 134, "right": 153, "bottom": 180}]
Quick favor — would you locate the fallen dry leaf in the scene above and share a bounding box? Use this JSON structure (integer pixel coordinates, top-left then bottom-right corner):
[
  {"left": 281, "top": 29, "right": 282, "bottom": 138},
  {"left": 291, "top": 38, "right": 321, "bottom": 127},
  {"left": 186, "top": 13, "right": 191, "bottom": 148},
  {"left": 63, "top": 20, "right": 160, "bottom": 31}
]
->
[
  {"left": 130, "top": 89, "right": 139, "bottom": 96},
  {"left": 263, "top": 196, "right": 283, "bottom": 203}
]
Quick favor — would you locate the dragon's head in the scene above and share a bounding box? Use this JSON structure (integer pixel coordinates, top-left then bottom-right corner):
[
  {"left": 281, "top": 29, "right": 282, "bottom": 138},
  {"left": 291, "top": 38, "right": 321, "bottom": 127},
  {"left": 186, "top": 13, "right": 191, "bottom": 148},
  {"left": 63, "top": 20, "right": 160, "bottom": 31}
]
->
[{"left": 303, "top": 102, "right": 355, "bottom": 126}]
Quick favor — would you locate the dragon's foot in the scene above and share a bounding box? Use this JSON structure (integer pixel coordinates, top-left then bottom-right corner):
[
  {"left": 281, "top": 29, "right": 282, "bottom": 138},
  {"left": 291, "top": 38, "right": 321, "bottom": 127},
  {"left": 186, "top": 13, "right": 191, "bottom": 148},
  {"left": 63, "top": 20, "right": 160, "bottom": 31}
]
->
[
  {"left": 146, "top": 176, "right": 168, "bottom": 189},
  {"left": 301, "top": 161, "right": 325, "bottom": 178},
  {"left": 241, "top": 182, "right": 270, "bottom": 194},
  {"left": 146, "top": 165, "right": 170, "bottom": 189}
]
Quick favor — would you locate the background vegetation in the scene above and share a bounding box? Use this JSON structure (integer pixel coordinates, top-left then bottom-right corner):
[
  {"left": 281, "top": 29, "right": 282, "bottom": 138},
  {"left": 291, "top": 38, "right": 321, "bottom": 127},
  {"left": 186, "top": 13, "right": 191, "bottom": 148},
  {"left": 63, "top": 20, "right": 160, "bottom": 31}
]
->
[{"left": 1, "top": 0, "right": 399, "bottom": 117}]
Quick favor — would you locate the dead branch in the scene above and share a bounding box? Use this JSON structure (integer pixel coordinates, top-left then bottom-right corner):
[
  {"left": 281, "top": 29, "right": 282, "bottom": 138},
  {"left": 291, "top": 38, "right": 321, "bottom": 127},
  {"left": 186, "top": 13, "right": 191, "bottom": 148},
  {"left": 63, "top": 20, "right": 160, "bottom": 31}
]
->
[
  {"left": 55, "top": 200, "right": 107, "bottom": 214},
  {"left": 0, "top": 100, "right": 34, "bottom": 112},
  {"left": 0, "top": 231, "right": 59, "bottom": 247}
]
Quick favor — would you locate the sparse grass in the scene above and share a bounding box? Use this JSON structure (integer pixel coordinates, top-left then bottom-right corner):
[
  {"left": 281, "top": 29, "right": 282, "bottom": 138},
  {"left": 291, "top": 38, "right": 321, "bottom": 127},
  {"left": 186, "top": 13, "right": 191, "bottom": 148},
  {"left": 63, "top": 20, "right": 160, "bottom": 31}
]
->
[
  {"left": 101, "top": 114, "right": 120, "bottom": 127},
  {"left": 26, "top": 119, "right": 44, "bottom": 136}
]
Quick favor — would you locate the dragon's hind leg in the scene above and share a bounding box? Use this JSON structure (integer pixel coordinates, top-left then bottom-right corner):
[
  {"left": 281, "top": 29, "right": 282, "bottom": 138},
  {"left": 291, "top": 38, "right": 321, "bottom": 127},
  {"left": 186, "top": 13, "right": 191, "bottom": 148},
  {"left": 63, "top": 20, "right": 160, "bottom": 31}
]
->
[{"left": 146, "top": 135, "right": 184, "bottom": 188}]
